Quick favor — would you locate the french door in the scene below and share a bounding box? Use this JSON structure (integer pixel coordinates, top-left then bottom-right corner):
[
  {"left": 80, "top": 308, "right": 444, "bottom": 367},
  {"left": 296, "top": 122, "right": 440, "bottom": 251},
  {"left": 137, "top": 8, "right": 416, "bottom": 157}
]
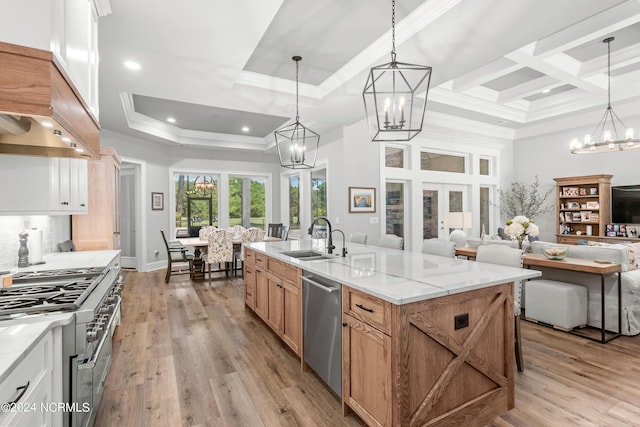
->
[{"left": 422, "top": 183, "right": 468, "bottom": 240}]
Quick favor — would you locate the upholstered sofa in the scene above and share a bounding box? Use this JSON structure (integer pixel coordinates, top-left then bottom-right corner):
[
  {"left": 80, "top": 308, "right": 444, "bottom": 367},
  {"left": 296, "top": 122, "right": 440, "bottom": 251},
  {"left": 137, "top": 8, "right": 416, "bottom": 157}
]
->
[{"left": 527, "top": 241, "right": 640, "bottom": 336}]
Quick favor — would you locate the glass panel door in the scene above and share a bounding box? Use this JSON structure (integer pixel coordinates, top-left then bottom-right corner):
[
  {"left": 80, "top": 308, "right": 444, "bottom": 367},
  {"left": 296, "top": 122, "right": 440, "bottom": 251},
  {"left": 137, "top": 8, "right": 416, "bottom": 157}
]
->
[{"left": 422, "top": 183, "right": 468, "bottom": 239}]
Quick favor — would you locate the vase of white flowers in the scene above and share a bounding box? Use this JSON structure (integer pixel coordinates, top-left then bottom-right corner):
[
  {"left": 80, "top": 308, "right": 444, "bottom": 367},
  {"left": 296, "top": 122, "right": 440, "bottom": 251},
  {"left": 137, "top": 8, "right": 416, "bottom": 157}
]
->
[{"left": 505, "top": 215, "right": 539, "bottom": 249}]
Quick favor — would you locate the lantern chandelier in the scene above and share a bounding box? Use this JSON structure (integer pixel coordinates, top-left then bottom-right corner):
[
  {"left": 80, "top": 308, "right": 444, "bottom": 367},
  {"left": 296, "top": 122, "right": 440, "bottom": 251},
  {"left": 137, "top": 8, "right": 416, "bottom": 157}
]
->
[
  {"left": 274, "top": 56, "right": 319, "bottom": 169},
  {"left": 185, "top": 175, "right": 215, "bottom": 195},
  {"left": 570, "top": 37, "right": 639, "bottom": 153},
  {"left": 363, "top": 0, "right": 432, "bottom": 142}
]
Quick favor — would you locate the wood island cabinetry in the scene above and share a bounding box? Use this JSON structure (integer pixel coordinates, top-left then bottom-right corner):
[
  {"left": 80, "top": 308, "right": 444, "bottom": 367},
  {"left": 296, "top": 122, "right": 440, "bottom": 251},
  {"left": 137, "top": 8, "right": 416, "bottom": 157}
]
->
[
  {"left": 244, "top": 249, "right": 302, "bottom": 357},
  {"left": 342, "top": 284, "right": 514, "bottom": 427},
  {"left": 555, "top": 174, "right": 611, "bottom": 245},
  {"left": 72, "top": 147, "right": 121, "bottom": 250}
]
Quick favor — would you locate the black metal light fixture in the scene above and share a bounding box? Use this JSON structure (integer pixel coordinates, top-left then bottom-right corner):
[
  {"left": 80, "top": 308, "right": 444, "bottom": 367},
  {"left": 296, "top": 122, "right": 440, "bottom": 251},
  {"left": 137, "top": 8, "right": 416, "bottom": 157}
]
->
[
  {"left": 570, "top": 37, "right": 639, "bottom": 153},
  {"left": 275, "top": 56, "right": 319, "bottom": 169},
  {"left": 363, "top": 0, "right": 432, "bottom": 142}
]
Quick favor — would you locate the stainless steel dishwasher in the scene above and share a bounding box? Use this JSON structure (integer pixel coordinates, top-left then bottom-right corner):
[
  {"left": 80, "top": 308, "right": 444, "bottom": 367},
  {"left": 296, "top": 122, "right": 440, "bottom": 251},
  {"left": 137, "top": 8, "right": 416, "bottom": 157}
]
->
[{"left": 301, "top": 272, "right": 342, "bottom": 397}]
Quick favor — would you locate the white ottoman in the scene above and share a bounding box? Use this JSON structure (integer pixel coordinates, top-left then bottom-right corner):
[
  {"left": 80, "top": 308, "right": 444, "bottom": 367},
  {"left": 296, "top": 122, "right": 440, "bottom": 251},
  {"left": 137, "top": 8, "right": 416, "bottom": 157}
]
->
[{"left": 525, "top": 279, "right": 588, "bottom": 331}]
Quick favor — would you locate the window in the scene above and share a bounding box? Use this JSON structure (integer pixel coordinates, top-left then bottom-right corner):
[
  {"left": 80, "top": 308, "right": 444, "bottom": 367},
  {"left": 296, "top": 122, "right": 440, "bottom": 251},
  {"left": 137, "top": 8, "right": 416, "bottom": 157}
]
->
[
  {"left": 385, "top": 146, "right": 404, "bottom": 168},
  {"left": 420, "top": 151, "right": 465, "bottom": 173},
  {"left": 479, "top": 158, "right": 490, "bottom": 176},
  {"left": 229, "top": 176, "right": 266, "bottom": 229},
  {"left": 480, "top": 186, "right": 490, "bottom": 237},
  {"left": 311, "top": 168, "right": 327, "bottom": 219},
  {"left": 385, "top": 182, "right": 404, "bottom": 238},
  {"left": 174, "top": 175, "right": 219, "bottom": 237},
  {"left": 289, "top": 175, "right": 300, "bottom": 238}
]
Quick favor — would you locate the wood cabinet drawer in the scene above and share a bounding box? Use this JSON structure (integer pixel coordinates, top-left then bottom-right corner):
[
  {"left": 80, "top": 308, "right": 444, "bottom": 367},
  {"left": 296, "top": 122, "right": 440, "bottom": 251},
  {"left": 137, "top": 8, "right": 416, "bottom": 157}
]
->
[
  {"left": 267, "top": 257, "right": 300, "bottom": 286},
  {"left": 343, "top": 287, "right": 392, "bottom": 335},
  {"left": 254, "top": 252, "right": 266, "bottom": 267},
  {"left": 244, "top": 280, "right": 255, "bottom": 308},
  {"left": 244, "top": 249, "right": 255, "bottom": 265}
]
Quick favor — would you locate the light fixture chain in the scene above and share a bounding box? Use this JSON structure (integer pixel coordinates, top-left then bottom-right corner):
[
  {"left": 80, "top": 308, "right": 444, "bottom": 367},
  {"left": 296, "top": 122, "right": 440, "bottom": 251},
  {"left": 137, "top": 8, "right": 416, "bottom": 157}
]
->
[
  {"left": 295, "top": 59, "right": 300, "bottom": 121},
  {"left": 391, "top": 0, "right": 396, "bottom": 62},
  {"left": 607, "top": 38, "right": 611, "bottom": 109}
]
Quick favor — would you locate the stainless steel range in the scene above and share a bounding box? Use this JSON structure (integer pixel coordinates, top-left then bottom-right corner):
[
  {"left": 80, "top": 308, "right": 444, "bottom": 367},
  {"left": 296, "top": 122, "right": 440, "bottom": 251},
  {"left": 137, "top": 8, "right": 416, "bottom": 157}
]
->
[{"left": 0, "top": 258, "right": 123, "bottom": 427}]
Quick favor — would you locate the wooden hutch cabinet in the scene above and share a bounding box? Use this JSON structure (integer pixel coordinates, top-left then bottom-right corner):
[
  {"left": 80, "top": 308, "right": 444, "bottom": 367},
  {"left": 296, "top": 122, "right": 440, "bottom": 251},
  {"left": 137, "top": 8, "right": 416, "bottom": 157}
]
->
[
  {"left": 72, "top": 147, "right": 121, "bottom": 250},
  {"left": 555, "top": 174, "right": 611, "bottom": 245}
]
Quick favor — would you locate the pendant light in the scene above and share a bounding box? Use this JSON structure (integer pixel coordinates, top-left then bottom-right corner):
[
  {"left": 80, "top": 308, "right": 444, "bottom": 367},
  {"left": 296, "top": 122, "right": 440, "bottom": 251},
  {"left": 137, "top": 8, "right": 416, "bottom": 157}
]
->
[
  {"left": 275, "top": 56, "right": 319, "bottom": 169},
  {"left": 570, "top": 37, "right": 639, "bottom": 153},
  {"left": 363, "top": 0, "right": 432, "bottom": 142}
]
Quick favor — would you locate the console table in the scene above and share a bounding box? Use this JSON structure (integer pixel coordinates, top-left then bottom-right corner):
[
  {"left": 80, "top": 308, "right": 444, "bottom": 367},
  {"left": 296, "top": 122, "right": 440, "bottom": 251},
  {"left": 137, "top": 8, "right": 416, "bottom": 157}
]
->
[{"left": 455, "top": 247, "right": 622, "bottom": 343}]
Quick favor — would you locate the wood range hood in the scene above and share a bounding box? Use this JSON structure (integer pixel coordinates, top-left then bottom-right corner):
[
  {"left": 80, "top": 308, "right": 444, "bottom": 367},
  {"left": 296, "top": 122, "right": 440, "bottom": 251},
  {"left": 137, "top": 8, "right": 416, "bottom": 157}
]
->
[{"left": 0, "top": 41, "right": 100, "bottom": 159}]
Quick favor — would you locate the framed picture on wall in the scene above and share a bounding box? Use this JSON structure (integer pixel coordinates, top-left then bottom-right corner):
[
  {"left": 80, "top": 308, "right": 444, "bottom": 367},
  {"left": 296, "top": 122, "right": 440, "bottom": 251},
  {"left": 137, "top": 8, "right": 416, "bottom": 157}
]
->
[
  {"left": 152, "top": 192, "right": 164, "bottom": 210},
  {"left": 349, "top": 187, "right": 376, "bottom": 213},
  {"left": 627, "top": 227, "right": 638, "bottom": 238}
]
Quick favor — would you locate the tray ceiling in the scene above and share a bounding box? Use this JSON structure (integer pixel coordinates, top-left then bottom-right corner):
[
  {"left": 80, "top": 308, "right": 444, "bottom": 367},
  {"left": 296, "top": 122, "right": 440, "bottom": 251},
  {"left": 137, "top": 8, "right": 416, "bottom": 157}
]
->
[{"left": 97, "top": 0, "right": 640, "bottom": 152}]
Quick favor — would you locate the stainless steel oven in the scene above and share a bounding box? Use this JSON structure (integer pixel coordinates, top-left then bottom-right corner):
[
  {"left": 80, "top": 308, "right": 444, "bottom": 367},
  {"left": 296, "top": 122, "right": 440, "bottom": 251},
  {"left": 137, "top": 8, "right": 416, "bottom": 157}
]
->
[
  {"left": 74, "top": 295, "right": 120, "bottom": 427},
  {"left": 1, "top": 257, "right": 123, "bottom": 427}
]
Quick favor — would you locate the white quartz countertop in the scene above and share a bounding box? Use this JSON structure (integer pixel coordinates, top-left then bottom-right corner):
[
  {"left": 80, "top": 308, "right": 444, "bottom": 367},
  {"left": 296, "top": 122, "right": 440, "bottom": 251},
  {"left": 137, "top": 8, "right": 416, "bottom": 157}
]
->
[
  {"left": 9, "top": 250, "right": 121, "bottom": 273},
  {"left": 246, "top": 240, "right": 541, "bottom": 305},
  {"left": 0, "top": 313, "right": 74, "bottom": 383}
]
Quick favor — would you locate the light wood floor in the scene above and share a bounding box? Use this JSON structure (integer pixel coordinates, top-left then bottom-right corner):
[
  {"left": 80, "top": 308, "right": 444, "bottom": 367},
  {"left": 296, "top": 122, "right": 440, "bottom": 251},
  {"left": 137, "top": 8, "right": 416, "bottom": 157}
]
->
[{"left": 95, "top": 270, "right": 640, "bottom": 427}]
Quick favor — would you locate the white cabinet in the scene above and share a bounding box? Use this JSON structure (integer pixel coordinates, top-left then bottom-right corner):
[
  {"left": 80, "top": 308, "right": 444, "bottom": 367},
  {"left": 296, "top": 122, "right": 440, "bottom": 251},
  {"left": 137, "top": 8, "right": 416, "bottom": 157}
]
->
[
  {"left": 0, "top": 329, "right": 61, "bottom": 427},
  {"left": 0, "top": 154, "right": 88, "bottom": 215},
  {"left": 0, "top": 0, "right": 104, "bottom": 116}
]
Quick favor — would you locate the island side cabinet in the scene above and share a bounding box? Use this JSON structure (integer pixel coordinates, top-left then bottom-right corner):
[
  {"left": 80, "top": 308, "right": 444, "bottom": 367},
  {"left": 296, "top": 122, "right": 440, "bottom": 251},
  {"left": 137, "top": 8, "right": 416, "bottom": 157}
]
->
[{"left": 341, "top": 283, "right": 515, "bottom": 427}]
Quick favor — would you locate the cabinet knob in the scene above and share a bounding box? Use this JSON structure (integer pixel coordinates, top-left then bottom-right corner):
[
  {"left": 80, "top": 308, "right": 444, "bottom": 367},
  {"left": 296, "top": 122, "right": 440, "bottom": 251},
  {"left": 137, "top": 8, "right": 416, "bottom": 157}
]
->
[{"left": 342, "top": 322, "right": 347, "bottom": 327}]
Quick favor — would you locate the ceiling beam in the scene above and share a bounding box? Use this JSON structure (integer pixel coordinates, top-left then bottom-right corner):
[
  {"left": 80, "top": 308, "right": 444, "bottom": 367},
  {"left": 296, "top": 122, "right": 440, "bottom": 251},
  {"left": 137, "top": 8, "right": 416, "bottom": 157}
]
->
[
  {"left": 579, "top": 43, "right": 640, "bottom": 77},
  {"left": 533, "top": 1, "right": 640, "bottom": 57},
  {"left": 507, "top": 47, "right": 605, "bottom": 95},
  {"left": 452, "top": 57, "right": 522, "bottom": 92},
  {"left": 497, "top": 75, "right": 560, "bottom": 104}
]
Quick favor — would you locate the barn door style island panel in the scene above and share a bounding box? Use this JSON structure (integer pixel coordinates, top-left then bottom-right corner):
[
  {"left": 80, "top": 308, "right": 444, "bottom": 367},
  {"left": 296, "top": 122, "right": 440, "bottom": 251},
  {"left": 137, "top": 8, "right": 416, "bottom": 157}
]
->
[{"left": 244, "top": 240, "right": 540, "bottom": 427}]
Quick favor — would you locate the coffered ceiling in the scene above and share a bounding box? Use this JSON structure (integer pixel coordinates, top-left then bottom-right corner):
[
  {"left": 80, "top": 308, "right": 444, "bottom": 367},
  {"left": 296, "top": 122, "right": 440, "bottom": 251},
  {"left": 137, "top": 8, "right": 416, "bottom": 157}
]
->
[{"left": 97, "top": 0, "right": 640, "bottom": 153}]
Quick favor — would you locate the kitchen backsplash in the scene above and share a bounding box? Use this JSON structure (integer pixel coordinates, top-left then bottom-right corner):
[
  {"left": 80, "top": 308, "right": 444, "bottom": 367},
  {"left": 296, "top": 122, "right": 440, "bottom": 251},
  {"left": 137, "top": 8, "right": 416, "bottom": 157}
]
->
[{"left": 0, "top": 216, "right": 69, "bottom": 270}]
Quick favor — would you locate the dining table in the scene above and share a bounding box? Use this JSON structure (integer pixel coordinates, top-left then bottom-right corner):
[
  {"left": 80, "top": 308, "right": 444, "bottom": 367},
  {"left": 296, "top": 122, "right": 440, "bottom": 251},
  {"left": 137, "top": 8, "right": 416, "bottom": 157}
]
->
[{"left": 177, "top": 234, "right": 281, "bottom": 281}]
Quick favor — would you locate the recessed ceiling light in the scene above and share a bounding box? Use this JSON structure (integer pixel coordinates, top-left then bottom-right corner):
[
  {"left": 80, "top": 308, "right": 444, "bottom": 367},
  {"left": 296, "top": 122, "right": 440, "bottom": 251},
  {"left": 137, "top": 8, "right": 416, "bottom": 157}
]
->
[
  {"left": 541, "top": 88, "right": 551, "bottom": 94},
  {"left": 497, "top": 120, "right": 507, "bottom": 125},
  {"left": 167, "top": 117, "right": 176, "bottom": 124},
  {"left": 241, "top": 126, "right": 250, "bottom": 132},
  {"left": 124, "top": 60, "right": 141, "bottom": 70}
]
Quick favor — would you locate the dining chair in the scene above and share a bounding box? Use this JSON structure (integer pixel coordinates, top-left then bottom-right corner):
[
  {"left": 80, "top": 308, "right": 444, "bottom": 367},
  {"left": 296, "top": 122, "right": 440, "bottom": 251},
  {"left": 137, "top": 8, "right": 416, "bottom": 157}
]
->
[
  {"left": 235, "top": 227, "right": 266, "bottom": 276},
  {"left": 280, "top": 225, "right": 290, "bottom": 241},
  {"left": 160, "top": 229, "right": 194, "bottom": 283},
  {"left": 378, "top": 234, "right": 403, "bottom": 250},
  {"left": 267, "top": 223, "right": 283, "bottom": 238},
  {"left": 205, "top": 229, "right": 234, "bottom": 282},
  {"left": 231, "top": 225, "right": 246, "bottom": 236},
  {"left": 421, "top": 238, "right": 456, "bottom": 257},
  {"left": 349, "top": 232, "right": 368, "bottom": 245},
  {"left": 475, "top": 245, "right": 525, "bottom": 372}
]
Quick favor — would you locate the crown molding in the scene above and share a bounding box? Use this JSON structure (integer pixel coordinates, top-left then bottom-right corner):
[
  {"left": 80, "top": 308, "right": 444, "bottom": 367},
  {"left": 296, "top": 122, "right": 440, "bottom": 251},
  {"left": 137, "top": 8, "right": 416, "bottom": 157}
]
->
[{"left": 120, "top": 92, "right": 270, "bottom": 151}]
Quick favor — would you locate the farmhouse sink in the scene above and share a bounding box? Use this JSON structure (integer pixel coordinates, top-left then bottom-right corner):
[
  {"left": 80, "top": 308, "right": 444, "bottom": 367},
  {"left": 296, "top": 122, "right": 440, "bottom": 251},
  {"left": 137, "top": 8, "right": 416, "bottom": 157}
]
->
[{"left": 280, "top": 250, "right": 333, "bottom": 261}]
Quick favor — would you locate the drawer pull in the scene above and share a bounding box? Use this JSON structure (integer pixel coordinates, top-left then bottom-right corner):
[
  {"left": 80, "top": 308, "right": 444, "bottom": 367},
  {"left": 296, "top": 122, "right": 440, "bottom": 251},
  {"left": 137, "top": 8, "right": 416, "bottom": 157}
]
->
[
  {"left": 355, "top": 303, "right": 374, "bottom": 313},
  {"left": 6, "top": 381, "right": 30, "bottom": 406}
]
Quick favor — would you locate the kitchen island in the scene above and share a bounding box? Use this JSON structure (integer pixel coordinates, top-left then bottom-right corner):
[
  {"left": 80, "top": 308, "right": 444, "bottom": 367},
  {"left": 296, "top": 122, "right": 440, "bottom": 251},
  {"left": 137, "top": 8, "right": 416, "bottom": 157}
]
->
[{"left": 244, "top": 239, "right": 540, "bottom": 427}]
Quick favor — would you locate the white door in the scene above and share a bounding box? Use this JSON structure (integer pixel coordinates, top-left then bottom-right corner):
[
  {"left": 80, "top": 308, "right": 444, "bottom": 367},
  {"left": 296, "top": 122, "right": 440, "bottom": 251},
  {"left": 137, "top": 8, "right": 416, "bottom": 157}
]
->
[{"left": 422, "top": 183, "right": 468, "bottom": 240}]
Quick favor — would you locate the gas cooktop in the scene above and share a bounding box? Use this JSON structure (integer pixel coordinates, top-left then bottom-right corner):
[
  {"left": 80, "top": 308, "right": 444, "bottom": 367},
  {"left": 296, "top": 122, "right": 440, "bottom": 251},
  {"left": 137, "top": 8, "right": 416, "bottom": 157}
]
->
[
  {"left": 11, "top": 266, "right": 105, "bottom": 283},
  {"left": 0, "top": 267, "right": 106, "bottom": 317}
]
